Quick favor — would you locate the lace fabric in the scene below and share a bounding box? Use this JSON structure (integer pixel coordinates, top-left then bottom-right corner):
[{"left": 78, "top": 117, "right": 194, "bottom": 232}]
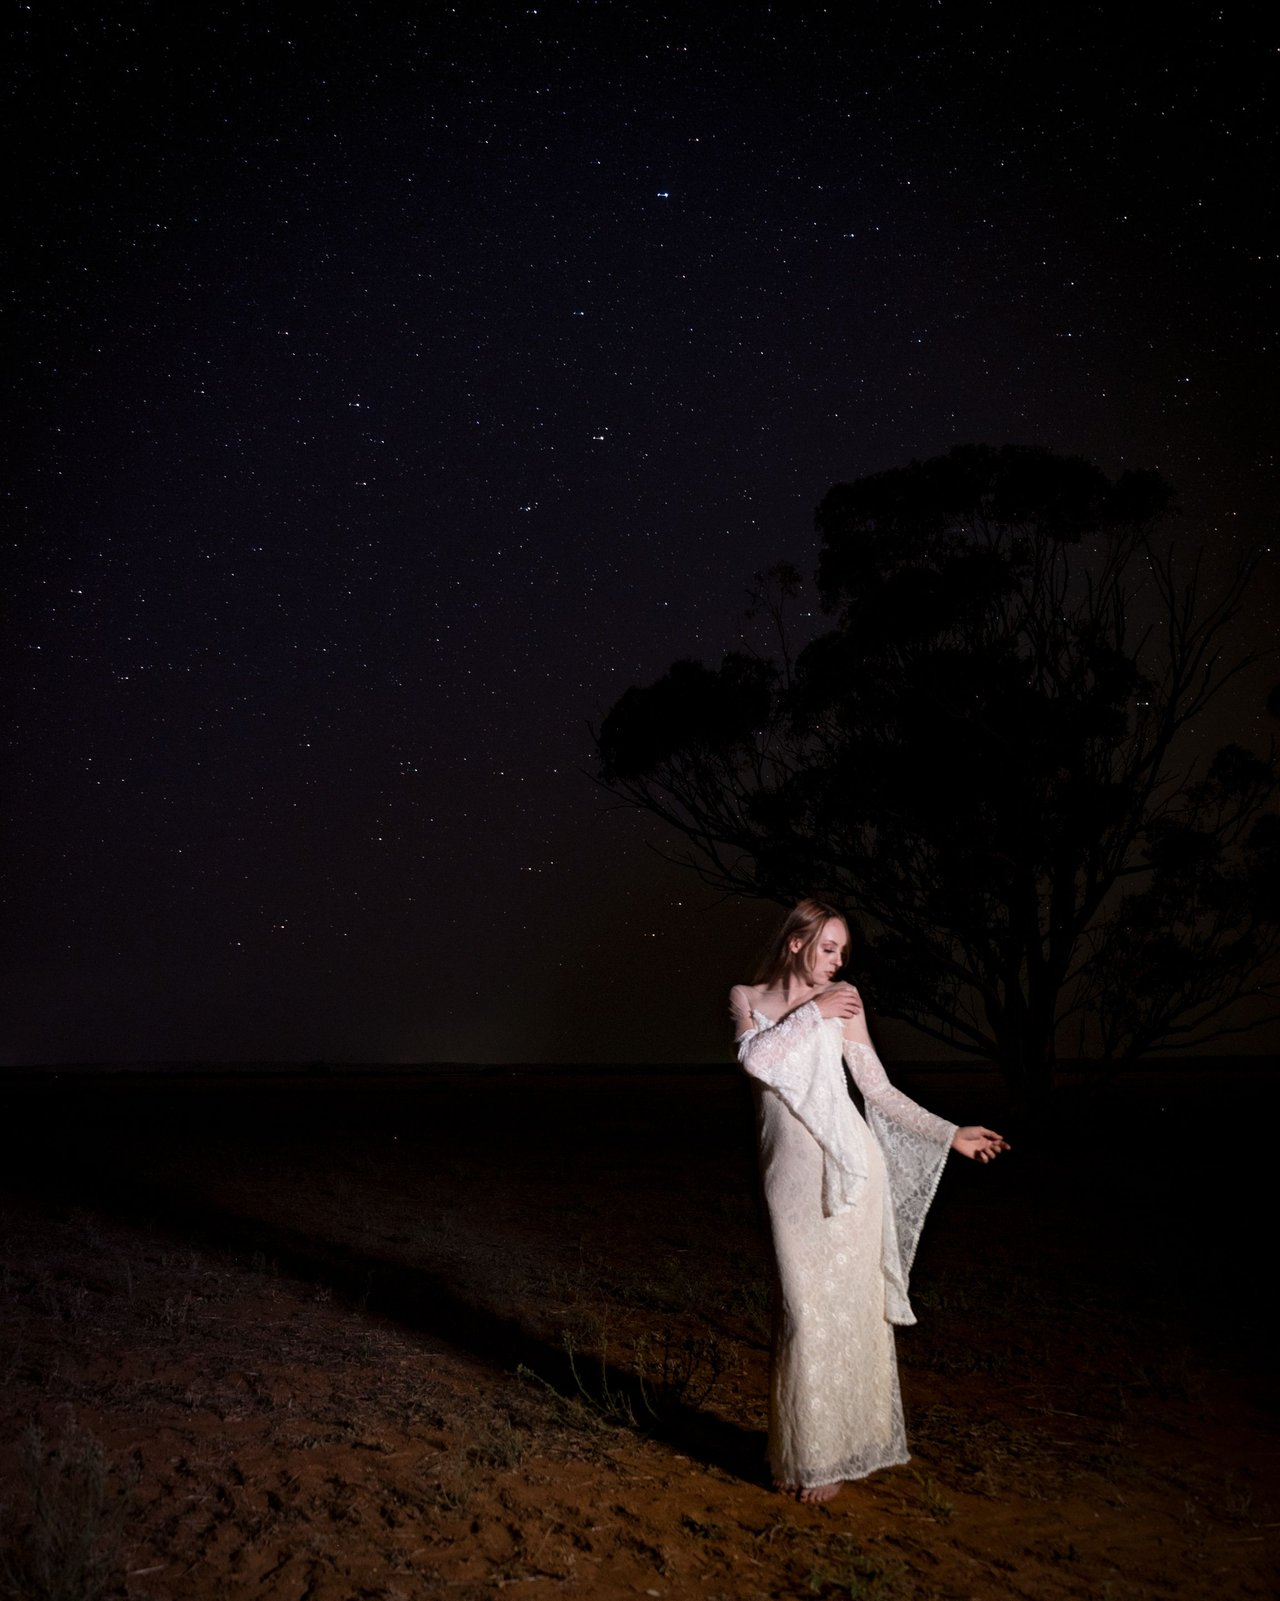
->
[
  {"left": 732, "top": 991, "right": 956, "bottom": 1486},
  {"left": 844, "top": 1040, "right": 956, "bottom": 1318},
  {"left": 732, "top": 998, "right": 870, "bottom": 1217}
]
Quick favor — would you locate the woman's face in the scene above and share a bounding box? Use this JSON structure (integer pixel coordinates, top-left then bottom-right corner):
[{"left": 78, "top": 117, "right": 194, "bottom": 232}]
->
[
  {"left": 793, "top": 918, "right": 848, "bottom": 984},
  {"left": 813, "top": 918, "right": 848, "bottom": 983}
]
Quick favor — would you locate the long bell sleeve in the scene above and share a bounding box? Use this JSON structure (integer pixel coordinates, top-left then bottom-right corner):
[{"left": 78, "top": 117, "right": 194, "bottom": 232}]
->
[
  {"left": 842, "top": 1040, "right": 957, "bottom": 1148},
  {"left": 843, "top": 1037, "right": 955, "bottom": 1322},
  {"left": 731, "top": 989, "right": 869, "bottom": 1217}
]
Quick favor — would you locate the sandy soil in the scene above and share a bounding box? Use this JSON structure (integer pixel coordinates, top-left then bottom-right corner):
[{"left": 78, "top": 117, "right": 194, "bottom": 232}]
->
[{"left": 1, "top": 1065, "right": 1276, "bottom": 1599}]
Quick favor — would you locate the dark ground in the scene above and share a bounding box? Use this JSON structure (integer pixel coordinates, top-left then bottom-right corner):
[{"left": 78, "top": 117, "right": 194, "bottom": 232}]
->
[{"left": 1, "top": 1063, "right": 1276, "bottom": 1599}]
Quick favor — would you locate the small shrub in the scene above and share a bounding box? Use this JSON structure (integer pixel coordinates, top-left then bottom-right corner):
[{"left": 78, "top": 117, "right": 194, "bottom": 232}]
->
[{"left": 635, "top": 1328, "right": 724, "bottom": 1415}]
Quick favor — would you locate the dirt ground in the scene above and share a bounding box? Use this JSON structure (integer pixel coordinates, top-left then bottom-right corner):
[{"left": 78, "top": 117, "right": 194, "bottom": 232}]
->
[{"left": 1, "top": 1065, "right": 1276, "bottom": 1600}]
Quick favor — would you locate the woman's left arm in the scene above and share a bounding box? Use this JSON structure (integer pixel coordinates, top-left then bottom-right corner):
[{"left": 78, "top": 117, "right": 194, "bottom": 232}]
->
[{"left": 842, "top": 1012, "right": 1008, "bottom": 1160}]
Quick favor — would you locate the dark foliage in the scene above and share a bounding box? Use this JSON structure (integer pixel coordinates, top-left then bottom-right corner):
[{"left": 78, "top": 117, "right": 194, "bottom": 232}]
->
[{"left": 597, "top": 446, "right": 1279, "bottom": 1094}]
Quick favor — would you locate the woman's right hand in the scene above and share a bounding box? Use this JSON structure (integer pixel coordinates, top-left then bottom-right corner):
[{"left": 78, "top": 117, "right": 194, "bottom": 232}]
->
[{"left": 814, "top": 982, "right": 862, "bottom": 1021}]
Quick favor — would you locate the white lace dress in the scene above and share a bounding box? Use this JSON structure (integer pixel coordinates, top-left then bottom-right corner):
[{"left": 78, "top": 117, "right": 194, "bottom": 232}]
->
[{"left": 730, "top": 992, "right": 957, "bottom": 1488}]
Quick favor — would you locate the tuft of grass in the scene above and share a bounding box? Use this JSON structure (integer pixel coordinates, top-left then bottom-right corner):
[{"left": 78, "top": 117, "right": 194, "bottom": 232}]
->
[
  {"left": 0, "top": 1423, "right": 136, "bottom": 1601},
  {"left": 467, "top": 1418, "right": 526, "bottom": 1471},
  {"left": 159, "top": 1294, "right": 193, "bottom": 1329},
  {"left": 805, "top": 1542, "right": 907, "bottom": 1599},
  {"left": 1128, "top": 1346, "right": 1203, "bottom": 1405},
  {"left": 622, "top": 1256, "right": 700, "bottom": 1316},
  {"left": 680, "top": 1514, "right": 726, "bottom": 1541},
  {"left": 728, "top": 1270, "right": 771, "bottom": 1336},
  {"left": 910, "top": 1468, "right": 954, "bottom": 1524},
  {"left": 563, "top": 1333, "right": 637, "bottom": 1428},
  {"left": 76, "top": 1216, "right": 104, "bottom": 1253},
  {"left": 514, "top": 1363, "right": 616, "bottom": 1439},
  {"left": 1215, "top": 1471, "right": 1255, "bottom": 1526},
  {"left": 423, "top": 1463, "right": 478, "bottom": 1515}
]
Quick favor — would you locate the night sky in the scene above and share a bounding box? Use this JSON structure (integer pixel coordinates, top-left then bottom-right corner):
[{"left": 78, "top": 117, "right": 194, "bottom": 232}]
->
[{"left": 4, "top": 2, "right": 1275, "bottom": 1067}]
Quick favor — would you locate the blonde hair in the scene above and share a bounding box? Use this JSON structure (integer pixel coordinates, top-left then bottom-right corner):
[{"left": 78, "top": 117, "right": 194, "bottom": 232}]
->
[{"left": 753, "top": 898, "right": 850, "bottom": 996}]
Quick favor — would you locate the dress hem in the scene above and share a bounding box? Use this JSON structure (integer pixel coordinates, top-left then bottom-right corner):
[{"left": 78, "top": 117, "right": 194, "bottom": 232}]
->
[{"left": 772, "top": 1448, "right": 911, "bottom": 1489}]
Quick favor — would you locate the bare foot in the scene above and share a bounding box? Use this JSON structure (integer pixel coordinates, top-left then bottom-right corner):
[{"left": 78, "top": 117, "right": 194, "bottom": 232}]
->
[{"left": 797, "top": 1482, "right": 841, "bottom": 1504}]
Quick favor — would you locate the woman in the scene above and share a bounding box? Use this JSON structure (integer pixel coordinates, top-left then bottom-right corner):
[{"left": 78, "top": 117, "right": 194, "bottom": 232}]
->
[{"left": 730, "top": 899, "right": 1007, "bottom": 1503}]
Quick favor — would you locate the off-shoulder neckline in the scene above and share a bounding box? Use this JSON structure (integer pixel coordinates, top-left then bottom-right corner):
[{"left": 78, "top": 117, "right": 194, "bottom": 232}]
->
[{"left": 752, "top": 1002, "right": 841, "bottom": 1029}]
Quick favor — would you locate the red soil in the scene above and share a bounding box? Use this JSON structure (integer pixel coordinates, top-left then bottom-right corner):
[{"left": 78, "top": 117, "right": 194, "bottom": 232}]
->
[{"left": 1, "top": 1067, "right": 1275, "bottom": 1599}]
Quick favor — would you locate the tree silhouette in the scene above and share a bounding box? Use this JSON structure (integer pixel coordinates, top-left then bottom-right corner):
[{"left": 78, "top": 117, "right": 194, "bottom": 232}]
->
[{"left": 597, "top": 446, "right": 1280, "bottom": 1097}]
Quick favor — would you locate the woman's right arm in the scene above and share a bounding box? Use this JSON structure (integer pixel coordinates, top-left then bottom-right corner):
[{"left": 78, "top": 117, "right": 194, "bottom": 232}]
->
[
  {"left": 729, "top": 987, "right": 820, "bottom": 1078},
  {"left": 730, "top": 983, "right": 860, "bottom": 1074},
  {"left": 728, "top": 985, "right": 757, "bottom": 1043}
]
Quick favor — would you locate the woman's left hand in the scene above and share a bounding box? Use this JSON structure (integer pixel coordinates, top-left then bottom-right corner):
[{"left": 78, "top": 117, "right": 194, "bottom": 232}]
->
[
  {"left": 951, "top": 1126, "right": 1010, "bottom": 1163},
  {"left": 814, "top": 982, "right": 863, "bottom": 1021}
]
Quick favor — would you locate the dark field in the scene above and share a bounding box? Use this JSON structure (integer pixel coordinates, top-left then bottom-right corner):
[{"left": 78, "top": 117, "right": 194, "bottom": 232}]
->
[{"left": 1, "top": 1065, "right": 1276, "bottom": 1600}]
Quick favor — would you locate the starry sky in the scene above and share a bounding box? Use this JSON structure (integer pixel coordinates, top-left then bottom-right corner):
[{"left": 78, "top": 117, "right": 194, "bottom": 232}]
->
[{"left": 4, "top": 2, "right": 1275, "bottom": 1066}]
